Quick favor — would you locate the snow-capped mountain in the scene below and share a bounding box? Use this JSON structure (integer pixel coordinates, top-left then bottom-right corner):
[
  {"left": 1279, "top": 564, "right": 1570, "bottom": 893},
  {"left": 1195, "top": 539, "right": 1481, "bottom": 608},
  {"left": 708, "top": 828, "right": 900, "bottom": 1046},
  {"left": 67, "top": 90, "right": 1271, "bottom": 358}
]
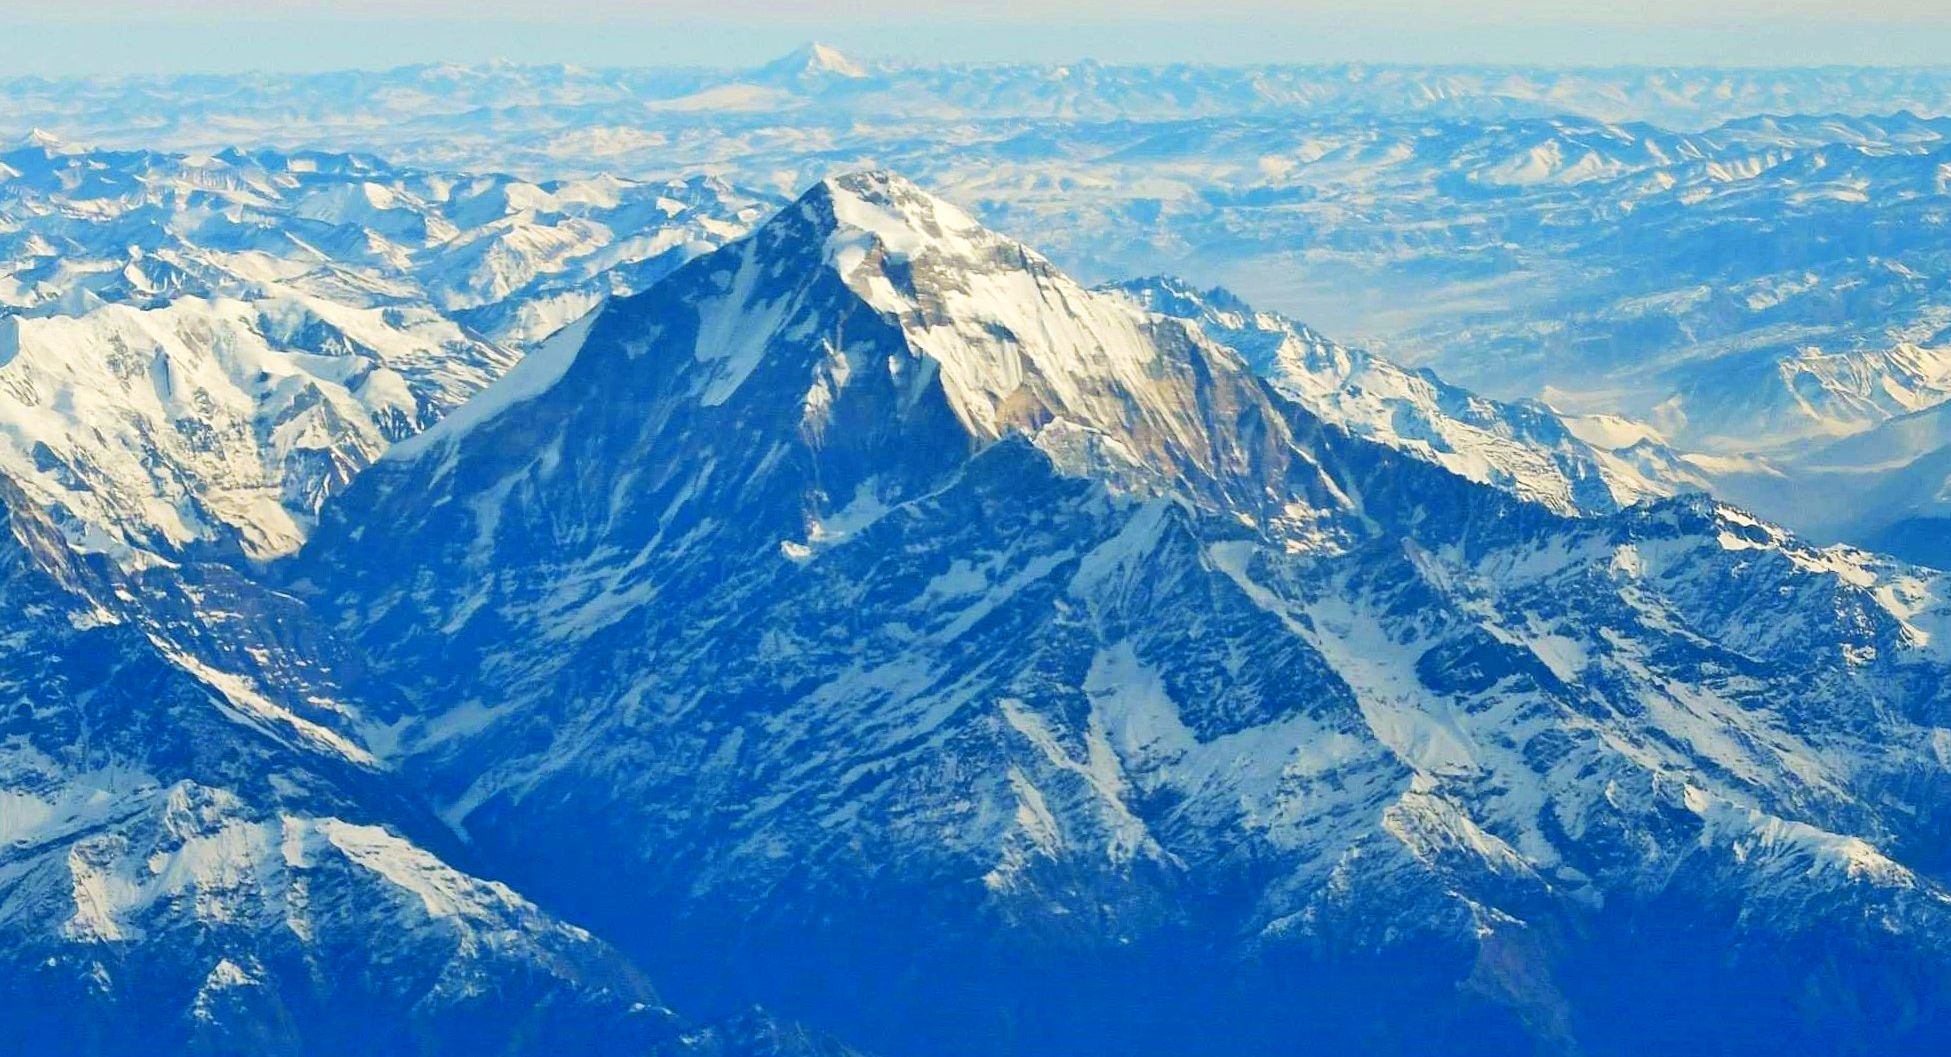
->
[
  {"left": 755, "top": 43, "right": 871, "bottom": 87},
  {"left": 12, "top": 50, "right": 1951, "bottom": 1056},
  {"left": 0, "top": 138, "right": 773, "bottom": 336},
  {"left": 289, "top": 172, "right": 1951, "bottom": 1056}
]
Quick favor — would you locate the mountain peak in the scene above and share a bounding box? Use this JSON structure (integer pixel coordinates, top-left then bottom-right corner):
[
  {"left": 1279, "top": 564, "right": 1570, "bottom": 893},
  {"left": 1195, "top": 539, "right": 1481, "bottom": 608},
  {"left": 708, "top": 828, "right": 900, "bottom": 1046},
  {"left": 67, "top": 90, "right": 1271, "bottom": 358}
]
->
[
  {"left": 755, "top": 170, "right": 1335, "bottom": 517},
  {"left": 12, "top": 127, "right": 68, "bottom": 153},
  {"left": 822, "top": 167, "right": 932, "bottom": 204},
  {"left": 758, "top": 42, "right": 868, "bottom": 83},
  {"left": 809, "top": 169, "right": 988, "bottom": 268},
  {"left": 374, "top": 169, "right": 1335, "bottom": 544}
]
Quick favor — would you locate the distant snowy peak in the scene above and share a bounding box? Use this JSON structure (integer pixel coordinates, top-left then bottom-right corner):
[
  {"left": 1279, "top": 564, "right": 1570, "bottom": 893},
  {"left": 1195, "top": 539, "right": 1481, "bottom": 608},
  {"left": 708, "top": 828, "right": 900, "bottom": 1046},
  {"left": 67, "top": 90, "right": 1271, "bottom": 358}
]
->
[
  {"left": 755, "top": 43, "right": 869, "bottom": 85},
  {"left": 14, "top": 127, "right": 68, "bottom": 152}
]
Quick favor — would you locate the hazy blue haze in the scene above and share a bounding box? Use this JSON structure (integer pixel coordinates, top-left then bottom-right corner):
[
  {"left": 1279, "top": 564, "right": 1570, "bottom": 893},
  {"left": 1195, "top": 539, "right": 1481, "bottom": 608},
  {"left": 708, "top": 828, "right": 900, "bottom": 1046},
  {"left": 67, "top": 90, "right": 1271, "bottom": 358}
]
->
[{"left": 8, "top": 0, "right": 1951, "bottom": 72}]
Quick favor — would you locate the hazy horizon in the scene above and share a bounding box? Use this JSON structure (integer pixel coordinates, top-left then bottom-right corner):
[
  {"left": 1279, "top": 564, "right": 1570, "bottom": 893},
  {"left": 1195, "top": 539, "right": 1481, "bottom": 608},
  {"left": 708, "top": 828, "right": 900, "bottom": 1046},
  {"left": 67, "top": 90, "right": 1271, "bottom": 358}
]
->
[{"left": 7, "top": 0, "right": 1951, "bottom": 76}]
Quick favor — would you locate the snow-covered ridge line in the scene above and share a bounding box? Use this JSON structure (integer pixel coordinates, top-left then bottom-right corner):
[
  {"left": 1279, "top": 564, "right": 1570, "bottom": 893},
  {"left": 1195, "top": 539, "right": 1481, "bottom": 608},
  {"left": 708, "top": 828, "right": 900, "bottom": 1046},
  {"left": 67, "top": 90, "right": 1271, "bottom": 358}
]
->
[
  {"left": 0, "top": 140, "right": 776, "bottom": 562},
  {"left": 1107, "top": 275, "right": 1734, "bottom": 517}
]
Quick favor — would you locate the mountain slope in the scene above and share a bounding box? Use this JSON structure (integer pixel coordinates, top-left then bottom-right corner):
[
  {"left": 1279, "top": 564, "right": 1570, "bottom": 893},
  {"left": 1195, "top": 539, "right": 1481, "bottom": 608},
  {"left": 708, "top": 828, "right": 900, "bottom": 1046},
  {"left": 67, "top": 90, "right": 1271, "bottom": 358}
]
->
[
  {"left": 1751, "top": 402, "right": 1951, "bottom": 568},
  {"left": 290, "top": 171, "right": 1951, "bottom": 1056},
  {"left": 0, "top": 463, "right": 876, "bottom": 1057},
  {"left": 1108, "top": 275, "right": 1731, "bottom": 515},
  {"left": 0, "top": 472, "right": 682, "bottom": 1055}
]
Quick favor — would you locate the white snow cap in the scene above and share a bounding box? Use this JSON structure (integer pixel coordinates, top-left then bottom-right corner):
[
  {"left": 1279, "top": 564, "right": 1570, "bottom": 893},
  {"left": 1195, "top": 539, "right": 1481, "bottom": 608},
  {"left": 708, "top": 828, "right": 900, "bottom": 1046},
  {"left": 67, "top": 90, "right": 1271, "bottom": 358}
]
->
[
  {"left": 17, "top": 127, "right": 67, "bottom": 150},
  {"left": 816, "top": 169, "right": 988, "bottom": 262},
  {"left": 759, "top": 42, "right": 869, "bottom": 82}
]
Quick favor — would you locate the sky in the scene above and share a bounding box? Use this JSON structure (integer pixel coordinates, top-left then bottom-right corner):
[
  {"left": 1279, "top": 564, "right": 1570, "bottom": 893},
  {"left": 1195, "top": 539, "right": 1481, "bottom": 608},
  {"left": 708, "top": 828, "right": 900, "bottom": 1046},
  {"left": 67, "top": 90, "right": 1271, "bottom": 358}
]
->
[{"left": 5, "top": 0, "right": 1951, "bottom": 75}]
